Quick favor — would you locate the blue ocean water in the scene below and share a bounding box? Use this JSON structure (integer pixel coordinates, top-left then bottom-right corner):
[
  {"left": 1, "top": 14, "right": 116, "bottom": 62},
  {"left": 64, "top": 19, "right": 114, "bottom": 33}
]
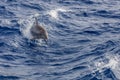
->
[{"left": 0, "top": 0, "right": 120, "bottom": 80}]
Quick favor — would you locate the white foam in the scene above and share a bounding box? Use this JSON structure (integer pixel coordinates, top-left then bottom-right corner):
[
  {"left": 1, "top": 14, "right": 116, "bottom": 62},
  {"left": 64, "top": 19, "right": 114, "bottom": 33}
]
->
[
  {"left": 106, "top": 58, "right": 118, "bottom": 69},
  {"left": 92, "top": 55, "right": 120, "bottom": 79},
  {"left": 18, "top": 16, "right": 34, "bottom": 39},
  {"left": 49, "top": 10, "right": 58, "bottom": 19},
  {"left": 107, "top": 55, "right": 120, "bottom": 79},
  {"left": 30, "top": 13, "right": 40, "bottom": 18},
  {"left": 34, "top": 13, "right": 40, "bottom": 17},
  {"left": 48, "top": 8, "right": 67, "bottom": 19}
]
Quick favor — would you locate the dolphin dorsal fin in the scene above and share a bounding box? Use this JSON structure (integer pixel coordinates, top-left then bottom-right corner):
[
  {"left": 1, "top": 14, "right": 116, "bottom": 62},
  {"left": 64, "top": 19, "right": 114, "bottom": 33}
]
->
[{"left": 35, "top": 17, "right": 38, "bottom": 26}]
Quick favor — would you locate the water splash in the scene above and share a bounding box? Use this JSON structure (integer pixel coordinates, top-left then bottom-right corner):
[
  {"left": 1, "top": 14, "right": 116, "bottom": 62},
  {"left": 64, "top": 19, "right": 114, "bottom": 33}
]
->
[
  {"left": 18, "top": 13, "right": 43, "bottom": 39},
  {"left": 18, "top": 17, "right": 33, "bottom": 39},
  {"left": 106, "top": 54, "right": 120, "bottom": 79},
  {"left": 91, "top": 54, "right": 120, "bottom": 79},
  {"left": 18, "top": 14, "right": 48, "bottom": 46},
  {"left": 48, "top": 8, "right": 67, "bottom": 19}
]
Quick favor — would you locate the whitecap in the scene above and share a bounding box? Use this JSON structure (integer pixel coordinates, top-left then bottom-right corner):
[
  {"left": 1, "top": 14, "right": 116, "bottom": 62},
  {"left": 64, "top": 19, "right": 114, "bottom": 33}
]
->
[
  {"left": 48, "top": 8, "right": 67, "bottom": 19},
  {"left": 91, "top": 54, "right": 120, "bottom": 79}
]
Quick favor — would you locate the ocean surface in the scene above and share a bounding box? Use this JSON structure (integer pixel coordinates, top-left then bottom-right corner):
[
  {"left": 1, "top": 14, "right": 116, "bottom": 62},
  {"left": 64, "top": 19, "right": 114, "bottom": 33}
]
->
[{"left": 0, "top": 0, "right": 120, "bottom": 80}]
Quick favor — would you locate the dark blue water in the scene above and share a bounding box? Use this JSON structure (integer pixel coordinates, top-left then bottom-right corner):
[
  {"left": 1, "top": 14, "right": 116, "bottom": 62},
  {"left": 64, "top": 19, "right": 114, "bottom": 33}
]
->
[{"left": 0, "top": 0, "right": 120, "bottom": 80}]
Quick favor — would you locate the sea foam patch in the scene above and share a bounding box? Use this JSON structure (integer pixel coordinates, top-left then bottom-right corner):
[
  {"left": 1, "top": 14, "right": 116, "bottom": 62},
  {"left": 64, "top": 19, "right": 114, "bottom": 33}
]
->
[
  {"left": 91, "top": 54, "right": 120, "bottom": 79},
  {"left": 106, "top": 55, "right": 120, "bottom": 79},
  {"left": 48, "top": 8, "right": 67, "bottom": 19}
]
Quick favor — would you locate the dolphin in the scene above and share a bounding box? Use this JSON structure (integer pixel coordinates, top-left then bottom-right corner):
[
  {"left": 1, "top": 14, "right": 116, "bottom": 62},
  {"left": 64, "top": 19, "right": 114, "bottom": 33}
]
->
[{"left": 30, "top": 17, "right": 48, "bottom": 43}]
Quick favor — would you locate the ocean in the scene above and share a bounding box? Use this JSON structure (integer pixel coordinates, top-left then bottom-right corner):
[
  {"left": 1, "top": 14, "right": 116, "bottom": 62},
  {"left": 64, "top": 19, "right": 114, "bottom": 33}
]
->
[{"left": 0, "top": 0, "right": 120, "bottom": 80}]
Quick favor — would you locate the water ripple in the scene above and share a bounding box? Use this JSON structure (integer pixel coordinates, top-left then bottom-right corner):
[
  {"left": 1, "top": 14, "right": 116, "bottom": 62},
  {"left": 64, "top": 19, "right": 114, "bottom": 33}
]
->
[{"left": 0, "top": 0, "right": 120, "bottom": 80}]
